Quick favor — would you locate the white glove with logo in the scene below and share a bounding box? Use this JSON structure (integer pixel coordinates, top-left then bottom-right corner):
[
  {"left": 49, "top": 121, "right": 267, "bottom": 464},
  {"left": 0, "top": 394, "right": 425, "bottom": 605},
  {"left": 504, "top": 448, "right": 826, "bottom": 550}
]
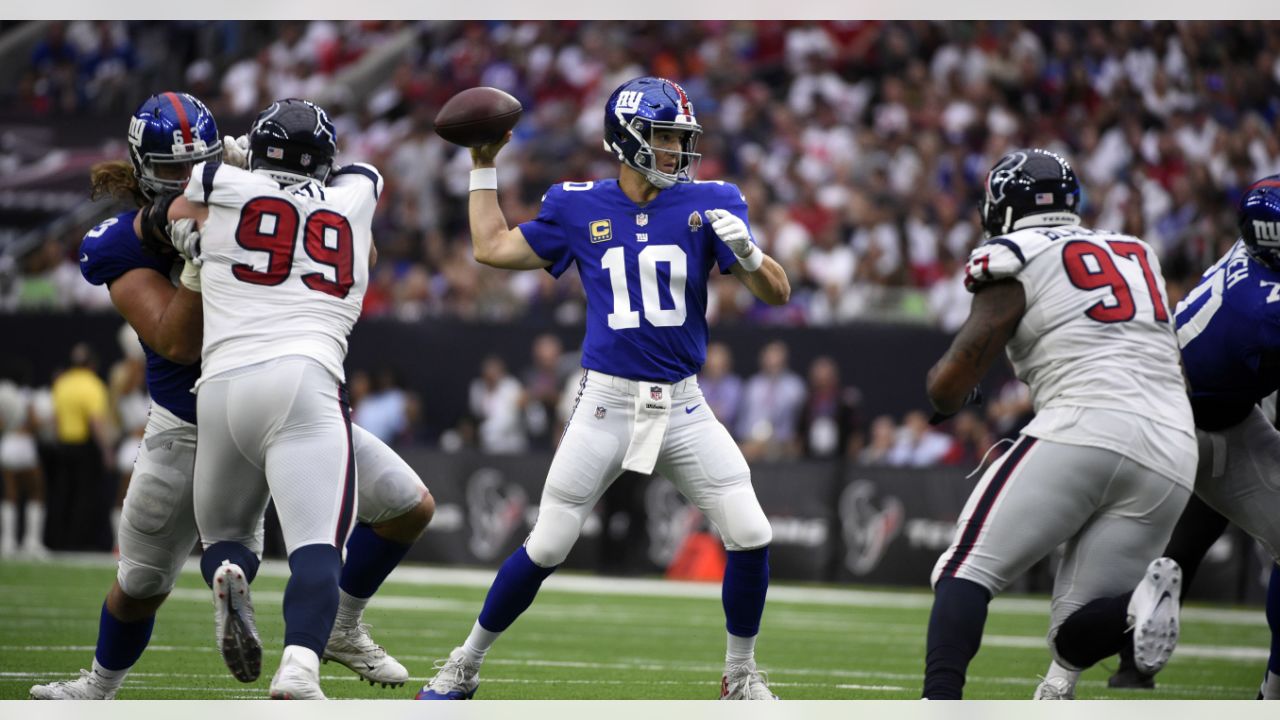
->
[
  {"left": 706, "top": 208, "right": 763, "bottom": 271},
  {"left": 169, "top": 218, "right": 202, "bottom": 265},
  {"left": 222, "top": 134, "right": 249, "bottom": 169}
]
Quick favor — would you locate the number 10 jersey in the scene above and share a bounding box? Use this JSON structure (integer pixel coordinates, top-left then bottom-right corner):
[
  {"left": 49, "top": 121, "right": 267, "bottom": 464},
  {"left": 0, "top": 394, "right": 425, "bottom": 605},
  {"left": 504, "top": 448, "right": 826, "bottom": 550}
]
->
[
  {"left": 185, "top": 161, "right": 382, "bottom": 385},
  {"left": 965, "top": 225, "right": 1195, "bottom": 481}
]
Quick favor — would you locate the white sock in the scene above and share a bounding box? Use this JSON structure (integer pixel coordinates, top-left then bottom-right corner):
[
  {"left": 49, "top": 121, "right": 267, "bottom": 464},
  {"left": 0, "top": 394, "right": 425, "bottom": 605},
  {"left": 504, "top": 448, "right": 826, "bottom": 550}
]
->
[
  {"left": 90, "top": 658, "right": 129, "bottom": 687},
  {"left": 461, "top": 620, "right": 501, "bottom": 665},
  {"left": 1043, "top": 661, "right": 1079, "bottom": 689},
  {"left": 726, "top": 632, "right": 757, "bottom": 665},
  {"left": 0, "top": 501, "right": 15, "bottom": 550},
  {"left": 282, "top": 645, "right": 320, "bottom": 672},
  {"left": 1264, "top": 669, "right": 1280, "bottom": 700},
  {"left": 23, "top": 502, "right": 45, "bottom": 548},
  {"left": 335, "top": 588, "right": 369, "bottom": 628}
]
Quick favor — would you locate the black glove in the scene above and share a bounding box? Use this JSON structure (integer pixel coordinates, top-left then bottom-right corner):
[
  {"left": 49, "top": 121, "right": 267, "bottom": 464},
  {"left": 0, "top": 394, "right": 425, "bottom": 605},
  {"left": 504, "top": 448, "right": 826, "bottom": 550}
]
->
[
  {"left": 138, "top": 191, "right": 182, "bottom": 257},
  {"left": 928, "top": 386, "right": 984, "bottom": 426}
]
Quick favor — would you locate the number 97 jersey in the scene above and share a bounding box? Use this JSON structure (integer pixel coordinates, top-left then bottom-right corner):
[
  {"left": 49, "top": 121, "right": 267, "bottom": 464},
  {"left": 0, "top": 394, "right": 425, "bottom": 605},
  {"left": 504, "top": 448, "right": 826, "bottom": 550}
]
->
[
  {"left": 185, "top": 161, "right": 382, "bottom": 385},
  {"left": 965, "top": 225, "right": 1195, "bottom": 477}
]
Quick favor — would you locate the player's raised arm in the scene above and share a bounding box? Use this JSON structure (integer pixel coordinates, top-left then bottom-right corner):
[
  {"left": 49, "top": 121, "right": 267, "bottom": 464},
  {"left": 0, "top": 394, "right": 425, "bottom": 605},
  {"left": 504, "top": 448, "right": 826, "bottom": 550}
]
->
[
  {"left": 468, "top": 132, "right": 550, "bottom": 271},
  {"left": 708, "top": 209, "right": 790, "bottom": 306},
  {"left": 925, "top": 279, "right": 1024, "bottom": 416}
]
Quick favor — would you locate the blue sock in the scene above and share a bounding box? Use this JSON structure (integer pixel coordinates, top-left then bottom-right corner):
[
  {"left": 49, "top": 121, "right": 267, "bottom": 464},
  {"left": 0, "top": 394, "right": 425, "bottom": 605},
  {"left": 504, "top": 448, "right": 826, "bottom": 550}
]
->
[
  {"left": 1267, "top": 564, "right": 1280, "bottom": 674},
  {"left": 282, "top": 544, "right": 342, "bottom": 656},
  {"left": 340, "top": 523, "right": 411, "bottom": 599},
  {"left": 94, "top": 602, "right": 155, "bottom": 672},
  {"left": 923, "top": 577, "right": 991, "bottom": 699},
  {"left": 199, "top": 541, "right": 261, "bottom": 588},
  {"left": 477, "top": 546, "right": 557, "bottom": 633},
  {"left": 722, "top": 546, "right": 769, "bottom": 637}
]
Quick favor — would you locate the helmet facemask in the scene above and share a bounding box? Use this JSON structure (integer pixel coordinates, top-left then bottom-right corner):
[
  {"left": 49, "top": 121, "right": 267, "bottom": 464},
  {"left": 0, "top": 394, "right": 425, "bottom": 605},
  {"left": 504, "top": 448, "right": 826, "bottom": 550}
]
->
[{"left": 129, "top": 132, "right": 222, "bottom": 199}]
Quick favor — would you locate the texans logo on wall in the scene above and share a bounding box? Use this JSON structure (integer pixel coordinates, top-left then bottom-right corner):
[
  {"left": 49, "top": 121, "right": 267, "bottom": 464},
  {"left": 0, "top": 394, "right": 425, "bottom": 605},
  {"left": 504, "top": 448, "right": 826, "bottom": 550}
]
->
[
  {"left": 839, "top": 479, "right": 905, "bottom": 576},
  {"left": 466, "top": 467, "right": 529, "bottom": 561}
]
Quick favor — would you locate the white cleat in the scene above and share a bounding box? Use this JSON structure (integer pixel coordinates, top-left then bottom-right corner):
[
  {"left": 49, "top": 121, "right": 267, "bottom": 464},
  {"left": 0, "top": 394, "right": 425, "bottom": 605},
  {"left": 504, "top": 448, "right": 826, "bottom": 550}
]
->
[
  {"left": 1033, "top": 676, "right": 1075, "bottom": 700},
  {"left": 323, "top": 621, "right": 409, "bottom": 688},
  {"left": 1128, "top": 557, "right": 1182, "bottom": 675},
  {"left": 212, "top": 560, "right": 262, "bottom": 683},
  {"left": 29, "top": 669, "right": 119, "bottom": 700},
  {"left": 270, "top": 646, "right": 326, "bottom": 699},
  {"left": 720, "top": 659, "right": 779, "bottom": 700},
  {"left": 415, "top": 647, "right": 480, "bottom": 700}
]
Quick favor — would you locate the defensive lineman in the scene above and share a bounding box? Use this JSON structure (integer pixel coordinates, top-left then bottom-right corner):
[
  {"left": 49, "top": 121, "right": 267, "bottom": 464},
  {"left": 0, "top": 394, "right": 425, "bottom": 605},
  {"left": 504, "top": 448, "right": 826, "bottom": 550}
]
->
[
  {"left": 922, "top": 148, "right": 1194, "bottom": 699},
  {"left": 418, "top": 77, "right": 790, "bottom": 700},
  {"left": 31, "top": 93, "right": 430, "bottom": 700},
  {"left": 134, "top": 98, "right": 383, "bottom": 699}
]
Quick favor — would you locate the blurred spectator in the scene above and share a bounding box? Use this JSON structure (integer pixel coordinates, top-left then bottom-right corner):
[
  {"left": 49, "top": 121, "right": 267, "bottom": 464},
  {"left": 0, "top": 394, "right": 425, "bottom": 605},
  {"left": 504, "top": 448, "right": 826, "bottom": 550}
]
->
[
  {"left": 467, "top": 355, "right": 527, "bottom": 454},
  {"left": 0, "top": 376, "right": 49, "bottom": 559},
  {"left": 886, "top": 410, "right": 953, "bottom": 467},
  {"left": 520, "top": 334, "right": 567, "bottom": 449},
  {"left": 107, "top": 324, "right": 148, "bottom": 549},
  {"left": 352, "top": 368, "right": 419, "bottom": 446},
  {"left": 857, "top": 414, "right": 898, "bottom": 466},
  {"left": 48, "top": 343, "right": 112, "bottom": 550},
  {"left": 798, "top": 355, "right": 863, "bottom": 458},
  {"left": 938, "top": 409, "right": 996, "bottom": 468},
  {"left": 698, "top": 342, "right": 743, "bottom": 431},
  {"left": 737, "top": 340, "right": 806, "bottom": 460},
  {"left": 986, "top": 374, "right": 1035, "bottom": 439}
]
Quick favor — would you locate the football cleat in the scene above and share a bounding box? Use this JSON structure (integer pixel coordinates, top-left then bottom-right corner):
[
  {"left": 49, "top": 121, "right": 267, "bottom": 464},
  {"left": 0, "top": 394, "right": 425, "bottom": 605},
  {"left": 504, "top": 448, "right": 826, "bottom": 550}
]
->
[
  {"left": 269, "top": 646, "right": 326, "bottom": 700},
  {"left": 719, "top": 659, "right": 779, "bottom": 700},
  {"left": 29, "top": 669, "right": 119, "bottom": 700},
  {"left": 323, "top": 621, "right": 409, "bottom": 688},
  {"left": 1033, "top": 675, "right": 1075, "bottom": 700},
  {"left": 1107, "top": 665, "right": 1155, "bottom": 689},
  {"left": 415, "top": 647, "right": 480, "bottom": 700},
  {"left": 212, "top": 560, "right": 262, "bottom": 683},
  {"left": 1128, "top": 557, "right": 1182, "bottom": 675}
]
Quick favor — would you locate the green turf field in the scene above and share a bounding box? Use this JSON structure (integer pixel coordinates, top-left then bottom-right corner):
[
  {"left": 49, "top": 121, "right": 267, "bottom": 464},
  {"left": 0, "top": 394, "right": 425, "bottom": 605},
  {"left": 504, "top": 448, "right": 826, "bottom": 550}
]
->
[{"left": 0, "top": 555, "right": 1268, "bottom": 700}]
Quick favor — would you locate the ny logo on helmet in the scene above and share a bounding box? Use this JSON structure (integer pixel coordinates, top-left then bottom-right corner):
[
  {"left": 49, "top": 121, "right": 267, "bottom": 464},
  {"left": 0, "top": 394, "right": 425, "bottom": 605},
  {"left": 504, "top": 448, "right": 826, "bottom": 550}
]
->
[
  {"left": 1253, "top": 220, "right": 1280, "bottom": 246},
  {"left": 616, "top": 90, "right": 644, "bottom": 114}
]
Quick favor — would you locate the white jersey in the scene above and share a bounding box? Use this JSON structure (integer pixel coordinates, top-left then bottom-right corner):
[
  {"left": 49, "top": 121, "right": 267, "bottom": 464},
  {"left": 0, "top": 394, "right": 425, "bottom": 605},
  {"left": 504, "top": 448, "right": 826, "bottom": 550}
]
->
[
  {"left": 965, "top": 224, "right": 1195, "bottom": 482},
  {"left": 185, "top": 162, "right": 382, "bottom": 385}
]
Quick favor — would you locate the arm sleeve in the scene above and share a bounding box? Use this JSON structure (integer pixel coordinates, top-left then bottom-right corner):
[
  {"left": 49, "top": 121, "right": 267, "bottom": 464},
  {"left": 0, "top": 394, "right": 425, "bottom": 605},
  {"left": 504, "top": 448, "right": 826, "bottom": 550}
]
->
[
  {"left": 712, "top": 184, "right": 753, "bottom": 275},
  {"left": 518, "top": 186, "right": 574, "bottom": 277}
]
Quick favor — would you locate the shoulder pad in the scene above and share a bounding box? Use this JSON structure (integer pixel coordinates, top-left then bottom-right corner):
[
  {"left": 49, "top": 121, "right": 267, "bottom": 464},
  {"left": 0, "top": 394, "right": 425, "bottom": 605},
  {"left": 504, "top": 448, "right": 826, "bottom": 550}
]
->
[
  {"left": 963, "top": 229, "right": 1056, "bottom": 292},
  {"left": 329, "top": 162, "right": 383, "bottom": 201}
]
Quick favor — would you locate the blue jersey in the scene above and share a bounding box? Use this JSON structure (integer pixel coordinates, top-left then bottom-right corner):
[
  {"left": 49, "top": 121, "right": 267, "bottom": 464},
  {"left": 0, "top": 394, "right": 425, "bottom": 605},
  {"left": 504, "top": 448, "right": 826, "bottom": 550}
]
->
[
  {"left": 79, "top": 211, "right": 200, "bottom": 424},
  {"left": 1175, "top": 240, "right": 1280, "bottom": 430},
  {"left": 520, "top": 179, "right": 745, "bottom": 382}
]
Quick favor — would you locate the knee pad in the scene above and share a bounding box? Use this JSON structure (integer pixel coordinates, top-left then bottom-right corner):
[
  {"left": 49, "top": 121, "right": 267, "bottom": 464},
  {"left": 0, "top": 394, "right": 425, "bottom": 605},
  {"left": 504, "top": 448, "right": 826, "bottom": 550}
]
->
[
  {"left": 116, "top": 557, "right": 177, "bottom": 599},
  {"left": 357, "top": 467, "right": 427, "bottom": 526},
  {"left": 525, "top": 506, "right": 583, "bottom": 567},
  {"left": 716, "top": 488, "right": 772, "bottom": 551}
]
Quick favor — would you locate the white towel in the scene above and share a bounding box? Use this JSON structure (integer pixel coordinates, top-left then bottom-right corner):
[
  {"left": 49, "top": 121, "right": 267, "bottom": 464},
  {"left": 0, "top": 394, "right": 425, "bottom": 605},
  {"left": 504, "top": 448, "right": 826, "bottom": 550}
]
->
[{"left": 621, "top": 381, "right": 672, "bottom": 474}]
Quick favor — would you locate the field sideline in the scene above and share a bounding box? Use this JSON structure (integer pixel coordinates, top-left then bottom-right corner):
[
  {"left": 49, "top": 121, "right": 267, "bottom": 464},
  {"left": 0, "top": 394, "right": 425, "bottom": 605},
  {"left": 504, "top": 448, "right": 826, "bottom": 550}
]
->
[{"left": 0, "top": 554, "right": 1268, "bottom": 700}]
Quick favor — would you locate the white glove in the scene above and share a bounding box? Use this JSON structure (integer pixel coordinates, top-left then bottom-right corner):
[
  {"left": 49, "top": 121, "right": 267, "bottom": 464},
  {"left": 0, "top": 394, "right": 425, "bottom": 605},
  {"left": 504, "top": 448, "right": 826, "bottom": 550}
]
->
[
  {"left": 179, "top": 258, "right": 201, "bottom": 293},
  {"left": 222, "top": 134, "right": 249, "bottom": 169},
  {"left": 168, "top": 218, "right": 202, "bottom": 265},
  {"left": 705, "top": 208, "right": 752, "bottom": 257}
]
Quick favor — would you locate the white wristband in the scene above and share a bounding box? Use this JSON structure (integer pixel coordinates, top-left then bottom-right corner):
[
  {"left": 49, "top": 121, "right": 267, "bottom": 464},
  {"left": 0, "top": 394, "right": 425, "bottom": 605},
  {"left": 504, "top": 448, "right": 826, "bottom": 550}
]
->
[
  {"left": 737, "top": 243, "right": 765, "bottom": 272},
  {"left": 469, "top": 167, "right": 498, "bottom": 192}
]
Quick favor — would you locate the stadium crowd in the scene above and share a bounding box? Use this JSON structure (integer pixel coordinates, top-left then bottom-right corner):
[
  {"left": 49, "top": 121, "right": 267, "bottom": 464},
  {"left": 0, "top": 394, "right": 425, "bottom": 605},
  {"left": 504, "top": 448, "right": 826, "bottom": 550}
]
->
[{"left": 6, "top": 20, "right": 1280, "bottom": 330}]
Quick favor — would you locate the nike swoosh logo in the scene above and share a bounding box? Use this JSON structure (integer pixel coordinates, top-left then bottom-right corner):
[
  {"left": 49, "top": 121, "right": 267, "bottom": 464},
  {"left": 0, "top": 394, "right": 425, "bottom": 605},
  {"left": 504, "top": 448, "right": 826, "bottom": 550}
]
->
[
  {"left": 685, "top": 404, "right": 700, "bottom": 414},
  {"left": 80, "top": 253, "right": 89, "bottom": 262}
]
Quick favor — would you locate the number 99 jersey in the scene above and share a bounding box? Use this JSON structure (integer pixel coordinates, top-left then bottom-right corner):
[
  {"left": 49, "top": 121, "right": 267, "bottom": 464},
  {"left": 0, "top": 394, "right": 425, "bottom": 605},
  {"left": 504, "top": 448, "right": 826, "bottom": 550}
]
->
[
  {"left": 184, "top": 161, "right": 382, "bottom": 384},
  {"left": 965, "top": 224, "right": 1195, "bottom": 481},
  {"left": 1175, "top": 240, "right": 1280, "bottom": 431}
]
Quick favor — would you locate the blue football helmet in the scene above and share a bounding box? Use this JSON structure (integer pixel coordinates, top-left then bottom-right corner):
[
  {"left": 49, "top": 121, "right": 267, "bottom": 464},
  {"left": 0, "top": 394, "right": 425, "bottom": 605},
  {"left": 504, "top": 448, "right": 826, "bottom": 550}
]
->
[
  {"left": 1239, "top": 176, "right": 1280, "bottom": 269},
  {"left": 981, "top": 148, "right": 1081, "bottom": 237},
  {"left": 247, "top": 98, "right": 337, "bottom": 186},
  {"left": 603, "top": 77, "right": 702, "bottom": 189},
  {"left": 127, "top": 92, "right": 222, "bottom": 198}
]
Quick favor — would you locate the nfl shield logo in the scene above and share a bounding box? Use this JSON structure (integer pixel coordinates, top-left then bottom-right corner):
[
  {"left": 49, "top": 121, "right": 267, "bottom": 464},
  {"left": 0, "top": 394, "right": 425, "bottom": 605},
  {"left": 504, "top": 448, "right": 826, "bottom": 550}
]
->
[
  {"left": 595, "top": 406, "right": 606, "bottom": 419},
  {"left": 301, "top": 153, "right": 312, "bottom": 167},
  {"left": 650, "top": 386, "right": 662, "bottom": 401},
  {"left": 636, "top": 213, "right": 649, "bottom": 227},
  {"left": 266, "top": 146, "right": 284, "bottom": 160},
  {"left": 688, "top": 211, "right": 703, "bottom": 231}
]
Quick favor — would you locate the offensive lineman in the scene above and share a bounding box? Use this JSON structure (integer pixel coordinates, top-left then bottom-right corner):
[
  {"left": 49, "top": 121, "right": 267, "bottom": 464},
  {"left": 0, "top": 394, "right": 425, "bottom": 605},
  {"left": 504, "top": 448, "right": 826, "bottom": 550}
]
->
[
  {"left": 31, "top": 93, "right": 430, "bottom": 700},
  {"left": 921, "top": 148, "right": 1194, "bottom": 699},
  {"left": 417, "top": 77, "right": 790, "bottom": 700}
]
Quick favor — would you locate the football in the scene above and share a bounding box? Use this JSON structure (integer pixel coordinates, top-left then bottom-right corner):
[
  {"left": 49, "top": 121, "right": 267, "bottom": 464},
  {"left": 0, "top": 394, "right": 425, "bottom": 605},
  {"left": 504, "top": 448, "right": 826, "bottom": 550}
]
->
[{"left": 433, "top": 87, "right": 523, "bottom": 147}]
